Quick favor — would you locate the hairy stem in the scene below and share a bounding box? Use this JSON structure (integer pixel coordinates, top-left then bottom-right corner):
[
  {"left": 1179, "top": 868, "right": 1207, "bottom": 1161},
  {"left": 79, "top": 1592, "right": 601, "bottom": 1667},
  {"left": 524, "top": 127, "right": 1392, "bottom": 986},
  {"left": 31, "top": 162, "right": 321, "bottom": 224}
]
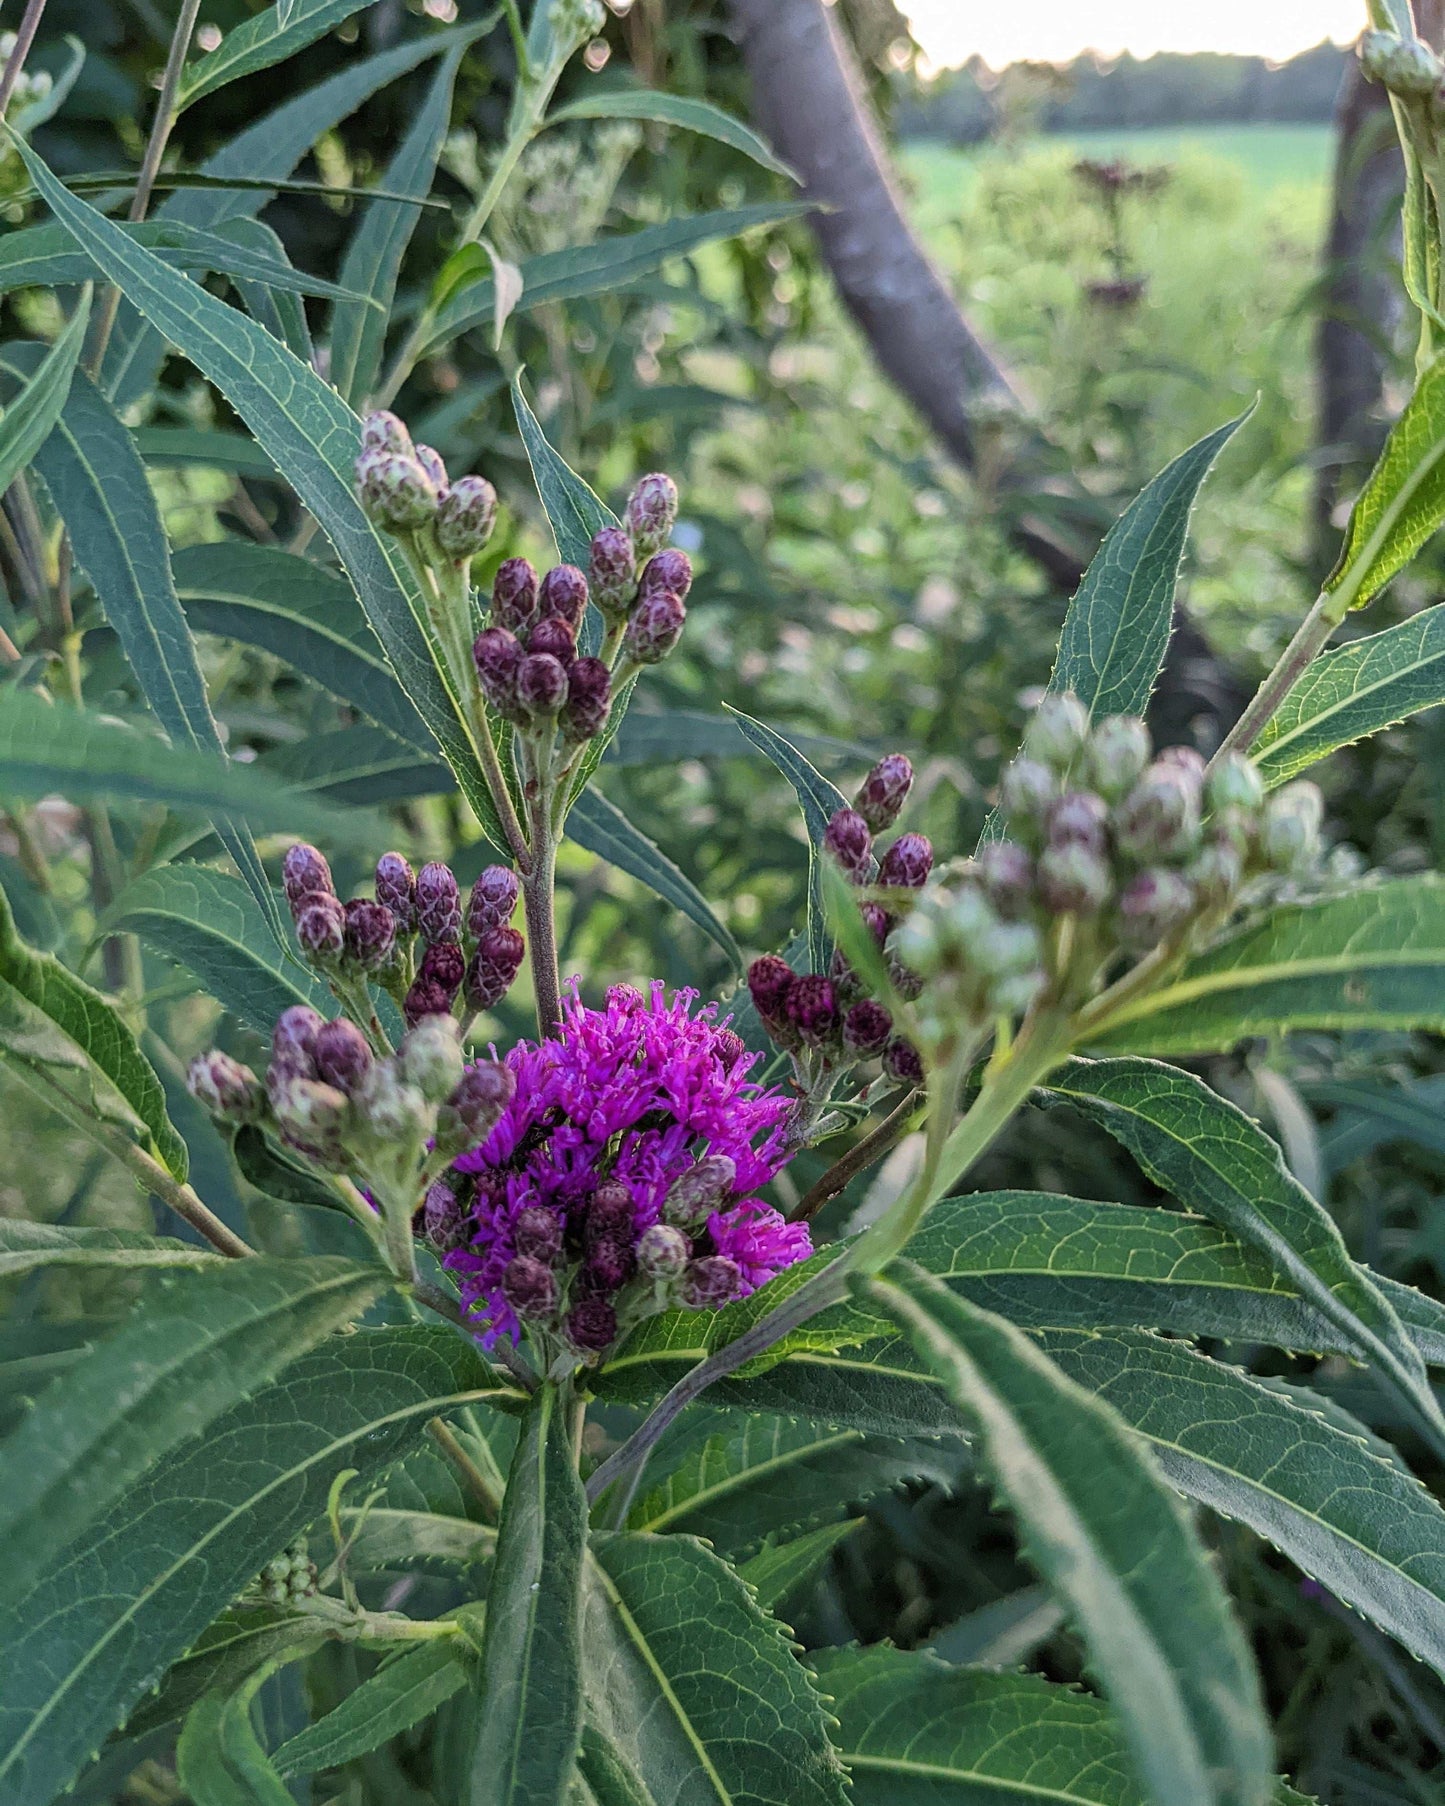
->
[
  {"left": 1210, "top": 590, "right": 1335, "bottom": 765},
  {"left": 0, "top": 0, "right": 49, "bottom": 118},
  {"left": 428, "top": 1416, "right": 501, "bottom": 1521},
  {"left": 412, "top": 1277, "right": 539, "bottom": 1393},
  {"left": 521, "top": 815, "right": 562, "bottom": 1037},
  {"left": 788, "top": 1086, "right": 922, "bottom": 1222}
]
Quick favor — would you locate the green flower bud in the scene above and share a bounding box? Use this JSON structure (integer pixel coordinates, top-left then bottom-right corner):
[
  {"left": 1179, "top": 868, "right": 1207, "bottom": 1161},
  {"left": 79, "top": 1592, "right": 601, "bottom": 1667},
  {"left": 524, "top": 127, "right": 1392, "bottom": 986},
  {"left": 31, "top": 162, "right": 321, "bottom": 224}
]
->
[
  {"left": 1117, "top": 868, "right": 1196, "bottom": 949},
  {"left": 664, "top": 1154, "right": 736, "bottom": 1228},
  {"left": 1083, "top": 714, "right": 1150, "bottom": 800},
  {"left": 1364, "top": 30, "right": 1441, "bottom": 95},
  {"left": 1205, "top": 752, "right": 1264, "bottom": 816},
  {"left": 1038, "top": 841, "right": 1111, "bottom": 914},
  {"left": 435, "top": 475, "right": 498, "bottom": 559},
  {"left": 271, "top": 1075, "right": 351, "bottom": 1168},
  {"left": 357, "top": 450, "right": 439, "bottom": 533},
  {"left": 1024, "top": 692, "right": 1090, "bottom": 770},
  {"left": 1186, "top": 837, "right": 1244, "bottom": 906},
  {"left": 999, "top": 757, "right": 1057, "bottom": 833},
  {"left": 400, "top": 1012, "right": 465, "bottom": 1103},
  {"left": 1259, "top": 782, "right": 1323, "bottom": 874},
  {"left": 354, "top": 1059, "right": 432, "bottom": 1147}
]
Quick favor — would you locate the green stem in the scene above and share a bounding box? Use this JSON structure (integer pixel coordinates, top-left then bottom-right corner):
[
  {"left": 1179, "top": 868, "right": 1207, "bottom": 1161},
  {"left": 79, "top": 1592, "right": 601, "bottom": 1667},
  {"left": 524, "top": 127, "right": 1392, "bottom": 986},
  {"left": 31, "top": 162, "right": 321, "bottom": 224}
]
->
[
  {"left": 521, "top": 813, "right": 562, "bottom": 1036},
  {"left": 788, "top": 1086, "right": 922, "bottom": 1223},
  {"left": 0, "top": 0, "right": 49, "bottom": 119},
  {"left": 293, "top": 1591, "right": 467, "bottom": 1642},
  {"left": 428, "top": 1416, "right": 501, "bottom": 1522},
  {"left": 1209, "top": 589, "right": 1336, "bottom": 766}
]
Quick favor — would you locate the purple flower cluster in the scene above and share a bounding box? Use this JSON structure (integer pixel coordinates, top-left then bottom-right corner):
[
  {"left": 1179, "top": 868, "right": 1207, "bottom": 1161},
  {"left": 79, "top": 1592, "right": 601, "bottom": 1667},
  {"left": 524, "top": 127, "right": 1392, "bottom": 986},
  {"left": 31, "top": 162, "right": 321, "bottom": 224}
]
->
[{"left": 438, "top": 982, "right": 811, "bottom": 1354}]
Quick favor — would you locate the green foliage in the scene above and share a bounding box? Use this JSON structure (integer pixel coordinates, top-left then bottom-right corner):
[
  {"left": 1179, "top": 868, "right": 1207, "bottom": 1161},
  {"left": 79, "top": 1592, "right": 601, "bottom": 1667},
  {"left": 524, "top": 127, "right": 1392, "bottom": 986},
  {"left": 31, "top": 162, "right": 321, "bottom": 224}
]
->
[
  {"left": 175, "top": 0, "right": 387, "bottom": 112},
  {"left": 274, "top": 1639, "right": 473, "bottom": 1776},
  {"left": 0, "top": 297, "right": 87, "bottom": 498},
  {"left": 0, "top": 1219, "right": 220, "bottom": 1279}
]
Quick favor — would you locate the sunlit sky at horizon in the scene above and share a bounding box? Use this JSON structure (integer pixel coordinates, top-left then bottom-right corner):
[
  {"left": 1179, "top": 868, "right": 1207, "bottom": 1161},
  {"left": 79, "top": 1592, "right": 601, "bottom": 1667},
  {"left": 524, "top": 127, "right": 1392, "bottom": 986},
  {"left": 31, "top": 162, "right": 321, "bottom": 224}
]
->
[{"left": 898, "top": 1, "right": 1364, "bottom": 73}]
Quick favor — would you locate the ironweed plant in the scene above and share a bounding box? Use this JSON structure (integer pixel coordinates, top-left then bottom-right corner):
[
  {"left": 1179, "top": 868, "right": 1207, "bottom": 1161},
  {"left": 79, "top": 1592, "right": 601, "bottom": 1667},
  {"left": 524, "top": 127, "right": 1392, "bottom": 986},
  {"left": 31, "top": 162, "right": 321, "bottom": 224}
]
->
[{"left": 5, "top": 3, "right": 1445, "bottom": 1803}]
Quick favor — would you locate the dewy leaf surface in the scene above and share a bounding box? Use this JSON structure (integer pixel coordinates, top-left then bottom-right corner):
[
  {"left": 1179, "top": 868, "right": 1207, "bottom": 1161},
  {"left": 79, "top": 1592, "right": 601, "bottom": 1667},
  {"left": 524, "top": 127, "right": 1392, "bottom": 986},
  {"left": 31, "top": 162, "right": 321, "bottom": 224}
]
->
[
  {"left": 867, "top": 1268, "right": 1271, "bottom": 1806},
  {"left": 0, "top": 1326, "right": 506, "bottom": 1804}
]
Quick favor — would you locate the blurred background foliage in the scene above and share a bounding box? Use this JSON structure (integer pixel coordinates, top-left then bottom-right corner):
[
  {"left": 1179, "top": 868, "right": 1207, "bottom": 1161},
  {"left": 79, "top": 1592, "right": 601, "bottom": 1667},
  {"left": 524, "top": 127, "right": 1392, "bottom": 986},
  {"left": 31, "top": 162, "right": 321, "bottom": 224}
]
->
[{"left": 5, "top": 3, "right": 1445, "bottom": 1800}]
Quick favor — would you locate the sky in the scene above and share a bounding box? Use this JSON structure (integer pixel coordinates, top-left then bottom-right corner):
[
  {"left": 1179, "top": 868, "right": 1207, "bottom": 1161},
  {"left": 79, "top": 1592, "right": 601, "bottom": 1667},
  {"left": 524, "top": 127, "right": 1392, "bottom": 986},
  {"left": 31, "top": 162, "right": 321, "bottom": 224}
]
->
[{"left": 898, "top": 0, "right": 1364, "bottom": 72}]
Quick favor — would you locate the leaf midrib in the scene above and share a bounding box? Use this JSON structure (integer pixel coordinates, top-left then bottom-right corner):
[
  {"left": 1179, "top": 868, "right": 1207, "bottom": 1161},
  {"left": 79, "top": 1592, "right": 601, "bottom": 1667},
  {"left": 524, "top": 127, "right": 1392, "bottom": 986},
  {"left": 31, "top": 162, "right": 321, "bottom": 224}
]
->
[
  {"left": 633, "top": 1428, "right": 860, "bottom": 1531},
  {"left": 1259, "top": 629, "right": 1445, "bottom": 768},
  {"left": 841, "top": 1750, "right": 1124, "bottom": 1803}
]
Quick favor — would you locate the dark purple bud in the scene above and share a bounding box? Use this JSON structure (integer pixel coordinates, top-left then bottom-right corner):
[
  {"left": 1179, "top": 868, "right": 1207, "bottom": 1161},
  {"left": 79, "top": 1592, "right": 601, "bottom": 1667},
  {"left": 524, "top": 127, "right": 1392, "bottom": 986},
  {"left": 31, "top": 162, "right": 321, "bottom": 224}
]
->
[
  {"left": 823, "top": 807, "right": 874, "bottom": 882},
  {"left": 312, "top": 1018, "right": 373, "bottom": 1094},
  {"left": 664, "top": 1155, "right": 736, "bottom": 1228},
  {"left": 434, "top": 474, "right": 497, "bottom": 558},
  {"left": 787, "top": 973, "right": 838, "bottom": 1049},
  {"left": 464, "top": 924, "right": 526, "bottom": 1011},
  {"left": 538, "top": 564, "right": 589, "bottom": 628},
  {"left": 468, "top": 865, "right": 520, "bottom": 937},
  {"left": 516, "top": 652, "right": 569, "bottom": 719},
  {"left": 527, "top": 614, "right": 576, "bottom": 666},
  {"left": 343, "top": 899, "right": 396, "bottom": 971},
  {"left": 747, "top": 955, "right": 796, "bottom": 1031},
  {"left": 403, "top": 978, "right": 454, "bottom": 1027},
  {"left": 473, "top": 626, "right": 523, "bottom": 716},
  {"left": 624, "top": 472, "right": 678, "bottom": 557},
  {"left": 1117, "top": 868, "right": 1197, "bottom": 948},
  {"left": 843, "top": 999, "right": 893, "bottom": 1059},
  {"left": 681, "top": 1255, "right": 741, "bottom": 1309},
  {"left": 623, "top": 589, "right": 685, "bottom": 665},
  {"left": 855, "top": 753, "right": 914, "bottom": 834},
  {"left": 187, "top": 1051, "right": 265, "bottom": 1123},
  {"left": 882, "top": 1037, "right": 924, "bottom": 1085},
  {"left": 565, "top": 1294, "right": 617, "bottom": 1353},
  {"left": 638, "top": 1222, "right": 690, "bottom": 1280},
  {"left": 504, "top": 1255, "right": 559, "bottom": 1322},
  {"left": 976, "top": 840, "right": 1035, "bottom": 918},
  {"left": 588, "top": 1180, "right": 636, "bottom": 1239},
  {"left": 712, "top": 1028, "right": 746, "bottom": 1067},
  {"left": 296, "top": 894, "right": 346, "bottom": 964},
  {"left": 513, "top": 1205, "right": 563, "bottom": 1264},
  {"left": 491, "top": 557, "right": 540, "bottom": 636},
  {"left": 437, "top": 1059, "right": 515, "bottom": 1149},
  {"left": 282, "top": 843, "right": 334, "bottom": 917},
  {"left": 999, "top": 757, "right": 1057, "bottom": 830},
  {"left": 356, "top": 450, "right": 438, "bottom": 532},
  {"left": 561, "top": 657, "right": 612, "bottom": 743},
  {"left": 639, "top": 547, "right": 692, "bottom": 603},
  {"left": 1114, "top": 763, "right": 1203, "bottom": 862},
  {"left": 1045, "top": 790, "right": 1109, "bottom": 855},
  {"left": 402, "top": 1013, "right": 464, "bottom": 1101},
  {"left": 423, "top": 1179, "right": 467, "bottom": 1253},
  {"left": 1038, "top": 842, "right": 1111, "bottom": 915},
  {"left": 413, "top": 443, "right": 448, "bottom": 495},
  {"left": 271, "top": 1075, "right": 351, "bottom": 1167},
  {"left": 861, "top": 902, "right": 891, "bottom": 945},
  {"left": 419, "top": 940, "right": 466, "bottom": 1000},
  {"left": 585, "top": 1231, "right": 636, "bottom": 1292},
  {"left": 374, "top": 852, "right": 416, "bottom": 933},
  {"left": 416, "top": 862, "right": 462, "bottom": 946},
  {"left": 589, "top": 526, "right": 637, "bottom": 617},
  {"left": 272, "top": 1005, "right": 323, "bottom": 1070},
  {"left": 879, "top": 833, "right": 933, "bottom": 889},
  {"left": 360, "top": 410, "right": 412, "bottom": 455}
]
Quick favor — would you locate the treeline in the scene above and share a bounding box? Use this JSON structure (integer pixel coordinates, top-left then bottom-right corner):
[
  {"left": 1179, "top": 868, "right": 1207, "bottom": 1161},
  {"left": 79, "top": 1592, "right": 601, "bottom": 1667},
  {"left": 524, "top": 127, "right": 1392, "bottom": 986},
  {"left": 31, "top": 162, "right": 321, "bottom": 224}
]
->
[{"left": 896, "top": 42, "right": 1349, "bottom": 142}]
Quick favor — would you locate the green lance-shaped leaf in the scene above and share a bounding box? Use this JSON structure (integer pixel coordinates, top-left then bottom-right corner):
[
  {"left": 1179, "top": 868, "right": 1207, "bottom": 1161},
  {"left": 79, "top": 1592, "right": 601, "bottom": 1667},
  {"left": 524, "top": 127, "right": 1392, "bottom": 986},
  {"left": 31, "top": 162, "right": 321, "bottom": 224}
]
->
[
  {"left": 330, "top": 37, "right": 469, "bottom": 405},
  {"left": 1088, "top": 875, "right": 1445, "bottom": 1054},
  {"left": 0, "top": 1326, "right": 507, "bottom": 1805},
  {"left": 1254, "top": 603, "right": 1445, "bottom": 786},
  {"left": 0, "top": 1256, "right": 388, "bottom": 1619},
  {"left": 1046, "top": 1056, "right": 1445, "bottom": 1450},
  {"left": 275, "top": 1639, "right": 472, "bottom": 1776},
  {"left": 0, "top": 1219, "right": 219, "bottom": 1279},
  {"left": 122, "top": 1607, "right": 319, "bottom": 1741},
  {"left": 0, "top": 876, "right": 188, "bottom": 1177},
  {"left": 865, "top": 1266, "right": 1271, "bottom": 1806},
  {"left": 176, "top": 0, "right": 384, "bottom": 111},
  {"left": 607, "top": 708, "right": 866, "bottom": 770},
  {"left": 172, "top": 540, "right": 429, "bottom": 749},
  {"left": 102, "top": 865, "right": 331, "bottom": 1035},
  {"left": 1310, "top": 1073, "right": 1445, "bottom": 1174},
  {"left": 568, "top": 785, "right": 743, "bottom": 974},
  {"left": 545, "top": 90, "right": 796, "bottom": 177},
  {"left": 428, "top": 203, "right": 814, "bottom": 351},
  {"left": 738, "top": 1522, "right": 860, "bottom": 1618},
  {"left": 725, "top": 703, "right": 849, "bottom": 975},
  {"left": 134, "top": 426, "right": 279, "bottom": 479},
  {"left": 469, "top": 1382, "right": 587, "bottom": 1806},
  {"left": 178, "top": 1668, "right": 296, "bottom": 1806},
  {"left": 11, "top": 138, "right": 504, "bottom": 847},
  {"left": 3, "top": 347, "right": 279, "bottom": 931},
  {"left": 1325, "top": 348, "right": 1445, "bottom": 612},
  {"left": 260, "top": 725, "right": 453, "bottom": 806},
  {"left": 582, "top": 1532, "right": 849, "bottom": 1806},
  {"left": 511, "top": 375, "right": 619, "bottom": 572},
  {"left": 0, "top": 297, "right": 88, "bottom": 497}
]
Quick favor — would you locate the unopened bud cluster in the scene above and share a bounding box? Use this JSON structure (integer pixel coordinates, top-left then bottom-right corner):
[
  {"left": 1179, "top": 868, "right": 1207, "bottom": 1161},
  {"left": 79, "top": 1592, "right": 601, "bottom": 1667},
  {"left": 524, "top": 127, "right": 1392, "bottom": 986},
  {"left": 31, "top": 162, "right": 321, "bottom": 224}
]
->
[
  {"left": 356, "top": 411, "right": 497, "bottom": 568},
  {"left": 747, "top": 753, "right": 934, "bottom": 1092},
  {"left": 253, "top": 1541, "right": 317, "bottom": 1607},
  {"left": 1359, "top": 27, "right": 1445, "bottom": 109}
]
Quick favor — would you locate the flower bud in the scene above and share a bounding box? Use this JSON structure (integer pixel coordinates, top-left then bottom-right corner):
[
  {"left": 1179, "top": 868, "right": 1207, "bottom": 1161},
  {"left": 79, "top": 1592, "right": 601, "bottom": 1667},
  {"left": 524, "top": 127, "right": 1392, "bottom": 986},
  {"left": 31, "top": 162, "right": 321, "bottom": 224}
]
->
[
  {"left": 516, "top": 652, "right": 569, "bottom": 719},
  {"left": 271, "top": 1075, "right": 351, "bottom": 1167},
  {"left": 423, "top": 1179, "right": 467, "bottom": 1253},
  {"left": 680, "top": 1255, "right": 741, "bottom": 1309},
  {"left": 860, "top": 901, "right": 891, "bottom": 945},
  {"left": 882, "top": 1037, "right": 924, "bottom": 1085},
  {"left": 418, "top": 941, "right": 465, "bottom": 1008},
  {"left": 468, "top": 865, "right": 520, "bottom": 937},
  {"left": 355, "top": 1060, "right": 432, "bottom": 1145},
  {"left": 312, "top": 1018, "right": 373, "bottom": 1094},
  {"left": 1113, "top": 763, "right": 1202, "bottom": 862},
  {"left": 976, "top": 839, "right": 1034, "bottom": 919},
  {"left": 1038, "top": 842, "right": 1111, "bottom": 915},
  {"left": 1117, "top": 867, "right": 1196, "bottom": 948},
  {"left": 273, "top": 1005, "right": 323, "bottom": 1070},
  {"left": 416, "top": 862, "right": 461, "bottom": 946},
  {"left": 842, "top": 998, "right": 892, "bottom": 1059},
  {"left": 746, "top": 956, "right": 796, "bottom": 1035},
  {"left": 414, "top": 444, "right": 449, "bottom": 494},
  {"left": 1259, "top": 782, "right": 1323, "bottom": 874},
  {"left": 474, "top": 626, "right": 523, "bottom": 716},
  {"left": 589, "top": 526, "right": 636, "bottom": 617},
  {"left": 638, "top": 1222, "right": 690, "bottom": 1280},
  {"left": 1186, "top": 837, "right": 1244, "bottom": 906},
  {"left": 713, "top": 1028, "right": 746, "bottom": 1068},
  {"left": 565, "top": 1294, "right": 617, "bottom": 1352},
  {"left": 665, "top": 1154, "right": 737, "bottom": 1228},
  {"left": 787, "top": 974, "right": 839, "bottom": 1050},
  {"left": 585, "top": 1232, "right": 635, "bottom": 1292},
  {"left": 878, "top": 832, "right": 933, "bottom": 889},
  {"left": 437, "top": 1059, "right": 514, "bottom": 1152},
  {"left": 1025, "top": 692, "right": 1089, "bottom": 769},
  {"left": 639, "top": 547, "right": 692, "bottom": 603},
  {"left": 282, "top": 843, "right": 334, "bottom": 917},
  {"left": 1206, "top": 752, "right": 1264, "bottom": 816},
  {"left": 855, "top": 754, "right": 913, "bottom": 833},
  {"left": 1045, "top": 790, "right": 1109, "bottom": 855},
  {"left": 187, "top": 1051, "right": 265, "bottom": 1123},
  {"left": 360, "top": 410, "right": 412, "bottom": 455},
  {"left": 1083, "top": 714, "right": 1150, "bottom": 801},
  {"left": 343, "top": 899, "right": 396, "bottom": 972},
  {"left": 464, "top": 925, "right": 526, "bottom": 1011},
  {"left": 538, "top": 564, "right": 589, "bottom": 628},
  {"left": 1364, "top": 29, "right": 1442, "bottom": 95},
  {"left": 491, "top": 557, "right": 539, "bottom": 636},
  {"left": 561, "top": 657, "right": 612, "bottom": 742},
  {"left": 435, "top": 475, "right": 497, "bottom": 559},
  {"left": 589, "top": 1180, "right": 635, "bottom": 1238},
  {"left": 992, "top": 968, "right": 1046, "bottom": 1018},
  {"left": 403, "top": 978, "right": 454, "bottom": 1027},
  {"left": 623, "top": 589, "right": 685, "bottom": 665},
  {"left": 527, "top": 614, "right": 576, "bottom": 666},
  {"left": 401, "top": 1011, "right": 464, "bottom": 1102},
  {"left": 296, "top": 894, "right": 346, "bottom": 965},
  {"left": 625, "top": 472, "right": 678, "bottom": 557},
  {"left": 823, "top": 807, "right": 873, "bottom": 881},
  {"left": 513, "top": 1205, "right": 563, "bottom": 1263},
  {"left": 374, "top": 852, "right": 416, "bottom": 933},
  {"left": 504, "top": 1255, "right": 559, "bottom": 1322},
  {"left": 1157, "top": 745, "right": 1207, "bottom": 781},
  {"left": 357, "top": 451, "right": 438, "bottom": 532},
  {"left": 999, "top": 756, "right": 1057, "bottom": 830}
]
